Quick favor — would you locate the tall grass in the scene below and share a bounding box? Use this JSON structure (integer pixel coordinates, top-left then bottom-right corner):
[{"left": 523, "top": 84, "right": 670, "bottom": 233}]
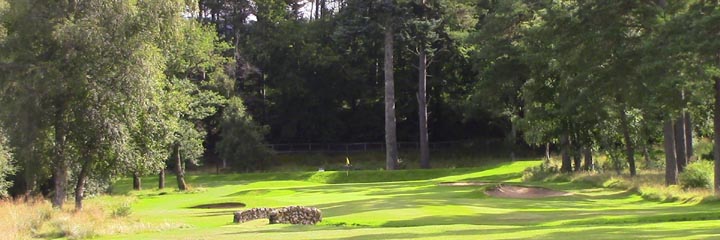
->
[
  {"left": 526, "top": 168, "right": 717, "bottom": 203},
  {"left": 0, "top": 196, "right": 186, "bottom": 240},
  {"left": 0, "top": 197, "right": 52, "bottom": 240}
]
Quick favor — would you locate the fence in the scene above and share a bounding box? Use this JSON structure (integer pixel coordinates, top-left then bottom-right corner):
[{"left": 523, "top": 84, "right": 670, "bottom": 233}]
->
[{"left": 265, "top": 139, "right": 505, "bottom": 154}]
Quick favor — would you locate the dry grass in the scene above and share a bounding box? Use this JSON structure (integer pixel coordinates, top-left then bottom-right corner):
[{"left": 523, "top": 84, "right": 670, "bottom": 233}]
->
[
  {"left": 0, "top": 197, "right": 53, "bottom": 240},
  {"left": 0, "top": 196, "right": 188, "bottom": 240},
  {"left": 527, "top": 154, "right": 717, "bottom": 203},
  {"left": 569, "top": 170, "right": 716, "bottom": 203}
]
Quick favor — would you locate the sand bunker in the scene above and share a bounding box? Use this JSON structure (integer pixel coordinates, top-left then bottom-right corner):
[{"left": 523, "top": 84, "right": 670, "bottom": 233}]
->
[
  {"left": 191, "top": 202, "right": 246, "bottom": 209},
  {"left": 438, "top": 181, "right": 492, "bottom": 186},
  {"left": 485, "top": 185, "right": 572, "bottom": 198}
]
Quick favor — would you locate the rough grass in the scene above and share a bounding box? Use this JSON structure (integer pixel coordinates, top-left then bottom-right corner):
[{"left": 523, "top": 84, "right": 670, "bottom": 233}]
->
[
  {"left": 545, "top": 170, "right": 717, "bottom": 203},
  {"left": 0, "top": 195, "right": 186, "bottom": 240}
]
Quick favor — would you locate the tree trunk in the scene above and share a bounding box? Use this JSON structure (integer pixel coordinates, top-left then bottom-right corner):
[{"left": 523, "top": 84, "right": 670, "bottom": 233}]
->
[
  {"left": 684, "top": 111, "right": 693, "bottom": 160},
  {"left": 643, "top": 145, "right": 652, "bottom": 167},
  {"left": 560, "top": 134, "right": 572, "bottom": 173},
  {"left": 132, "top": 173, "right": 142, "bottom": 191},
  {"left": 509, "top": 123, "right": 517, "bottom": 161},
  {"left": 714, "top": 76, "right": 720, "bottom": 195},
  {"left": 74, "top": 157, "right": 90, "bottom": 211},
  {"left": 573, "top": 142, "right": 582, "bottom": 172},
  {"left": 51, "top": 107, "right": 68, "bottom": 209},
  {"left": 384, "top": 18, "right": 398, "bottom": 170},
  {"left": 583, "top": 147, "right": 593, "bottom": 171},
  {"left": 674, "top": 116, "right": 687, "bottom": 172},
  {"left": 158, "top": 169, "right": 165, "bottom": 189},
  {"left": 418, "top": 49, "right": 430, "bottom": 169},
  {"left": 545, "top": 143, "right": 551, "bottom": 163},
  {"left": 619, "top": 107, "right": 637, "bottom": 176},
  {"left": 663, "top": 119, "right": 678, "bottom": 186},
  {"left": 175, "top": 144, "right": 188, "bottom": 191}
]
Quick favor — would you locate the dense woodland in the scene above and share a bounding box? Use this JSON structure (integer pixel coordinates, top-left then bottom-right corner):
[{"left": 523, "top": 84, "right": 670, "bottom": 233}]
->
[{"left": 1, "top": 0, "right": 720, "bottom": 210}]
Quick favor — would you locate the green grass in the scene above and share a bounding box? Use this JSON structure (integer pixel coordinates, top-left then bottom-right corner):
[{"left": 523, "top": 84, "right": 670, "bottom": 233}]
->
[{"left": 99, "top": 160, "right": 720, "bottom": 239}]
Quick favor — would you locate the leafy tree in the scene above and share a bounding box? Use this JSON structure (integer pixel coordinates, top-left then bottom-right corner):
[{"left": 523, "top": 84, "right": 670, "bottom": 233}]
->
[{"left": 216, "top": 97, "right": 270, "bottom": 171}]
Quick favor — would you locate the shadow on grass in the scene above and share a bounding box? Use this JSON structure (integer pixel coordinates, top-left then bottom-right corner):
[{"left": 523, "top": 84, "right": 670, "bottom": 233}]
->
[{"left": 112, "top": 160, "right": 536, "bottom": 195}]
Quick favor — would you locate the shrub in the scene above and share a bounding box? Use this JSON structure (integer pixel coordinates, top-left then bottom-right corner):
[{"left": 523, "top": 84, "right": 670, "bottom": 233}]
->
[
  {"left": 0, "top": 131, "right": 15, "bottom": 198},
  {"left": 679, "top": 160, "right": 714, "bottom": 189},
  {"left": 522, "top": 162, "right": 560, "bottom": 182},
  {"left": 111, "top": 202, "right": 132, "bottom": 218}
]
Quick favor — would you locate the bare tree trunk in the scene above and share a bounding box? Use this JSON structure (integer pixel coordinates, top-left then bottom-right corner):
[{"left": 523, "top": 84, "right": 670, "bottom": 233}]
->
[
  {"left": 674, "top": 116, "right": 687, "bottom": 172},
  {"left": 619, "top": 107, "right": 637, "bottom": 176},
  {"left": 52, "top": 106, "right": 68, "bottom": 209},
  {"left": 545, "top": 143, "right": 551, "bottom": 163},
  {"left": 572, "top": 141, "right": 582, "bottom": 172},
  {"left": 320, "top": 0, "right": 327, "bottom": 19},
  {"left": 714, "top": 76, "right": 720, "bottom": 195},
  {"left": 384, "top": 17, "right": 398, "bottom": 170},
  {"left": 74, "top": 158, "right": 89, "bottom": 211},
  {"left": 643, "top": 145, "right": 651, "bottom": 167},
  {"left": 158, "top": 169, "right": 165, "bottom": 189},
  {"left": 664, "top": 119, "right": 678, "bottom": 186},
  {"left": 583, "top": 147, "right": 593, "bottom": 171},
  {"left": 684, "top": 111, "right": 693, "bottom": 160},
  {"left": 175, "top": 144, "right": 188, "bottom": 191},
  {"left": 509, "top": 123, "right": 517, "bottom": 161},
  {"left": 560, "top": 134, "right": 572, "bottom": 173},
  {"left": 418, "top": 48, "right": 430, "bottom": 169},
  {"left": 132, "top": 172, "right": 142, "bottom": 191}
]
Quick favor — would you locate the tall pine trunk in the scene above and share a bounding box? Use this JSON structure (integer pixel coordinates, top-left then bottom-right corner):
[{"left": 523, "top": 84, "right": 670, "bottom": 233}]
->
[
  {"left": 52, "top": 105, "right": 68, "bottom": 209},
  {"left": 643, "top": 143, "right": 651, "bottom": 167},
  {"left": 415, "top": 0, "right": 430, "bottom": 169},
  {"left": 664, "top": 119, "right": 678, "bottom": 186},
  {"left": 560, "top": 134, "right": 572, "bottom": 173},
  {"left": 175, "top": 144, "right": 188, "bottom": 191},
  {"left": 384, "top": 16, "right": 398, "bottom": 170},
  {"left": 158, "top": 169, "right": 165, "bottom": 189},
  {"left": 583, "top": 147, "right": 593, "bottom": 171},
  {"left": 572, "top": 140, "right": 582, "bottom": 172},
  {"left": 619, "top": 106, "right": 636, "bottom": 176},
  {"left": 674, "top": 116, "right": 687, "bottom": 172},
  {"left": 714, "top": 76, "right": 720, "bottom": 195},
  {"left": 418, "top": 48, "right": 430, "bottom": 169},
  {"left": 684, "top": 111, "right": 693, "bottom": 160},
  {"left": 132, "top": 172, "right": 142, "bottom": 191}
]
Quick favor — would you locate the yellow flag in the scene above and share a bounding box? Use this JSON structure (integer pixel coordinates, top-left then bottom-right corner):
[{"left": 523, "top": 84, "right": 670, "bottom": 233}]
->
[{"left": 346, "top": 157, "right": 351, "bottom": 165}]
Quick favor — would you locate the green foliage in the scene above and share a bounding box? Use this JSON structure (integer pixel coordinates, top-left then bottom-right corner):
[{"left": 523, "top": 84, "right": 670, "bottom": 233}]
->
[
  {"left": 111, "top": 202, "right": 132, "bottom": 218},
  {"left": 0, "top": 130, "right": 14, "bottom": 198},
  {"left": 680, "top": 160, "right": 714, "bottom": 189},
  {"left": 216, "top": 97, "right": 269, "bottom": 171}
]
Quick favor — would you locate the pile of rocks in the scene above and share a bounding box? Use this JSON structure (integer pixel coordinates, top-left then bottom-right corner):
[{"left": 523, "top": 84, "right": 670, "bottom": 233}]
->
[
  {"left": 269, "top": 206, "right": 322, "bottom": 225},
  {"left": 233, "top": 206, "right": 322, "bottom": 225},
  {"left": 233, "top": 207, "right": 274, "bottom": 223}
]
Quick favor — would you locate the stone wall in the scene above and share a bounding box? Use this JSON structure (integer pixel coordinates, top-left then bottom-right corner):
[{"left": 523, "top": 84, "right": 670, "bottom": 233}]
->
[
  {"left": 233, "top": 206, "right": 322, "bottom": 225},
  {"left": 233, "top": 207, "right": 275, "bottom": 223}
]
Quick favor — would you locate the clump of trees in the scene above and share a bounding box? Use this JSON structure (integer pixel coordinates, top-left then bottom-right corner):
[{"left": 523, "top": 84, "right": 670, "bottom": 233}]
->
[
  {"left": 464, "top": 0, "right": 720, "bottom": 194},
  {"left": 0, "top": 0, "right": 266, "bottom": 209}
]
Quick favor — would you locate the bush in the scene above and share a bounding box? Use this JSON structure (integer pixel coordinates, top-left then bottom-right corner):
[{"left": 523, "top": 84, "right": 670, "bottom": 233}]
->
[
  {"left": 679, "top": 160, "right": 714, "bottom": 189},
  {"left": 111, "top": 202, "right": 132, "bottom": 218},
  {"left": 522, "top": 162, "right": 560, "bottom": 182},
  {"left": 0, "top": 131, "right": 15, "bottom": 198}
]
